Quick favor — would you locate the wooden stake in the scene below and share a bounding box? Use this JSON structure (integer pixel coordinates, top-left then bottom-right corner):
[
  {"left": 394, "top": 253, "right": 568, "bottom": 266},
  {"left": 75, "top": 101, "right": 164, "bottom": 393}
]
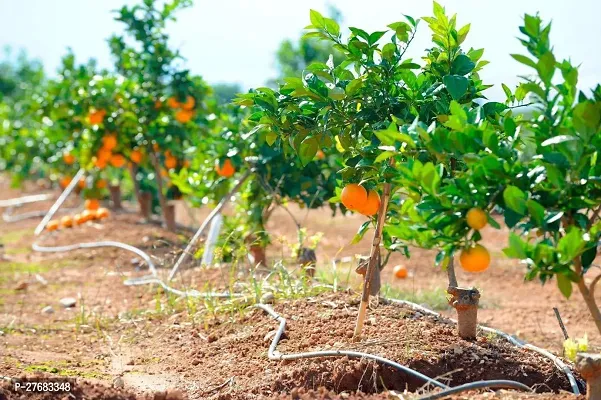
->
[{"left": 352, "top": 182, "right": 391, "bottom": 342}]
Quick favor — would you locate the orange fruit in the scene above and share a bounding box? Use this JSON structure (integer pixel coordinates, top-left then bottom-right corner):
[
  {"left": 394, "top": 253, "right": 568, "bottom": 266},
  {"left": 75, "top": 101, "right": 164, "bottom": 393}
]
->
[
  {"left": 167, "top": 97, "right": 180, "bottom": 109},
  {"left": 393, "top": 265, "right": 408, "bottom": 279},
  {"left": 89, "top": 109, "right": 106, "bottom": 125},
  {"left": 110, "top": 154, "right": 126, "bottom": 168},
  {"left": 78, "top": 178, "right": 86, "bottom": 189},
  {"left": 85, "top": 199, "right": 100, "bottom": 211},
  {"left": 96, "top": 179, "right": 107, "bottom": 189},
  {"left": 94, "top": 157, "right": 107, "bottom": 169},
  {"left": 81, "top": 210, "right": 95, "bottom": 222},
  {"left": 182, "top": 95, "right": 195, "bottom": 110},
  {"left": 152, "top": 142, "right": 160, "bottom": 152},
  {"left": 183, "top": 160, "right": 190, "bottom": 168},
  {"left": 215, "top": 159, "right": 235, "bottom": 178},
  {"left": 175, "top": 109, "right": 194, "bottom": 123},
  {"left": 154, "top": 100, "right": 162, "bottom": 110},
  {"left": 340, "top": 184, "right": 368, "bottom": 210},
  {"left": 165, "top": 156, "right": 177, "bottom": 169},
  {"left": 357, "top": 190, "right": 380, "bottom": 216},
  {"left": 102, "top": 135, "right": 117, "bottom": 151},
  {"left": 459, "top": 244, "right": 491, "bottom": 273},
  {"left": 97, "top": 147, "right": 112, "bottom": 162},
  {"left": 47, "top": 220, "right": 60, "bottom": 231},
  {"left": 59, "top": 176, "right": 72, "bottom": 189},
  {"left": 316, "top": 150, "right": 325, "bottom": 160},
  {"left": 63, "top": 153, "right": 75, "bottom": 165},
  {"left": 61, "top": 216, "right": 73, "bottom": 228},
  {"left": 466, "top": 208, "right": 488, "bottom": 231},
  {"left": 95, "top": 208, "right": 110, "bottom": 220},
  {"left": 73, "top": 214, "right": 85, "bottom": 225},
  {"left": 130, "top": 149, "right": 143, "bottom": 164},
  {"left": 160, "top": 168, "right": 169, "bottom": 178}
]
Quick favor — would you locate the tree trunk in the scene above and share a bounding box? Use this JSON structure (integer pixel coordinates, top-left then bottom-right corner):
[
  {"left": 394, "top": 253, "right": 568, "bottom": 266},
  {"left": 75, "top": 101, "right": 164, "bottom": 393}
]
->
[
  {"left": 353, "top": 183, "right": 391, "bottom": 342},
  {"left": 575, "top": 258, "right": 601, "bottom": 336},
  {"left": 163, "top": 203, "right": 177, "bottom": 231},
  {"left": 298, "top": 247, "right": 317, "bottom": 278},
  {"left": 138, "top": 192, "right": 152, "bottom": 220},
  {"left": 129, "top": 163, "right": 142, "bottom": 209},
  {"left": 576, "top": 353, "right": 601, "bottom": 400},
  {"left": 249, "top": 244, "right": 267, "bottom": 268},
  {"left": 448, "top": 285, "right": 480, "bottom": 340},
  {"left": 109, "top": 185, "right": 122, "bottom": 210},
  {"left": 149, "top": 152, "right": 173, "bottom": 231}
]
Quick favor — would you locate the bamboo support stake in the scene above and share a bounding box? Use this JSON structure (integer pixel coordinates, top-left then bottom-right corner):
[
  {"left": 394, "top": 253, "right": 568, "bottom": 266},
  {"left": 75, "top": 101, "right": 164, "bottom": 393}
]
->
[{"left": 352, "top": 182, "right": 391, "bottom": 342}]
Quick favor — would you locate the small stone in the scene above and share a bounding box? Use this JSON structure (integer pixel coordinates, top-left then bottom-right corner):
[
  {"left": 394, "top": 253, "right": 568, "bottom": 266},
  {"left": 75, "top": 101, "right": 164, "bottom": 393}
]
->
[
  {"left": 14, "top": 282, "right": 28, "bottom": 291},
  {"left": 452, "top": 345, "right": 463, "bottom": 355},
  {"left": 260, "top": 292, "right": 275, "bottom": 304},
  {"left": 366, "top": 317, "right": 376, "bottom": 326},
  {"left": 35, "top": 274, "right": 48, "bottom": 286},
  {"left": 233, "top": 282, "right": 245, "bottom": 293},
  {"left": 131, "top": 257, "right": 141, "bottom": 266},
  {"left": 41, "top": 306, "right": 54, "bottom": 314},
  {"left": 59, "top": 297, "right": 77, "bottom": 308},
  {"left": 112, "top": 376, "right": 124, "bottom": 388}
]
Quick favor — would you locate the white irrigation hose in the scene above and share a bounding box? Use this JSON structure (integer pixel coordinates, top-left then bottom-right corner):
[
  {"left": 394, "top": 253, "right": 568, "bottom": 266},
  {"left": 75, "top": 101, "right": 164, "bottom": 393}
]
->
[
  {"left": 382, "top": 298, "right": 581, "bottom": 395},
  {"left": 3, "top": 206, "right": 79, "bottom": 222},
  {"left": 200, "top": 213, "right": 223, "bottom": 267},
  {"left": 34, "top": 169, "right": 85, "bottom": 236},
  {"left": 416, "top": 380, "right": 532, "bottom": 400},
  {"left": 0, "top": 193, "right": 54, "bottom": 208},
  {"left": 168, "top": 171, "right": 251, "bottom": 281},
  {"left": 254, "top": 303, "right": 449, "bottom": 390}
]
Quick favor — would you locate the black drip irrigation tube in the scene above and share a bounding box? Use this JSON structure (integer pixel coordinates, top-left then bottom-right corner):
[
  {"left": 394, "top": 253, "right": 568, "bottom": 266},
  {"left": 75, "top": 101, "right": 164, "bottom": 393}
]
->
[{"left": 1, "top": 181, "right": 581, "bottom": 398}]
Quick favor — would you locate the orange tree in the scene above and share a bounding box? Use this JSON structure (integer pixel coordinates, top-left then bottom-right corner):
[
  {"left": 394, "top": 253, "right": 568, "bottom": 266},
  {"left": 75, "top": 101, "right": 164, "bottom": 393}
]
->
[
  {"left": 499, "top": 15, "right": 601, "bottom": 337},
  {"left": 240, "top": 3, "right": 497, "bottom": 339},
  {"left": 173, "top": 101, "right": 340, "bottom": 266},
  {"left": 107, "top": 0, "right": 210, "bottom": 228}
]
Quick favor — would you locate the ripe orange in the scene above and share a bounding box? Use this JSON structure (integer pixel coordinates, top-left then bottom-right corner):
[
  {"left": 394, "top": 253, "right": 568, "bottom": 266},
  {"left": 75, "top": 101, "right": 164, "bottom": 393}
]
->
[
  {"left": 85, "top": 199, "right": 100, "bottom": 211},
  {"left": 59, "top": 177, "right": 72, "bottom": 189},
  {"left": 466, "top": 208, "right": 488, "bottom": 231},
  {"left": 160, "top": 168, "right": 169, "bottom": 177},
  {"left": 95, "top": 208, "right": 110, "bottom": 220},
  {"left": 316, "top": 150, "right": 325, "bottom": 160},
  {"left": 73, "top": 213, "right": 85, "bottom": 225},
  {"left": 96, "top": 179, "right": 107, "bottom": 189},
  {"left": 110, "top": 154, "right": 126, "bottom": 168},
  {"left": 89, "top": 109, "right": 106, "bottom": 125},
  {"left": 61, "top": 216, "right": 73, "bottom": 228},
  {"left": 63, "top": 153, "right": 75, "bottom": 165},
  {"left": 459, "top": 244, "right": 491, "bottom": 273},
  {"left": 130, "top": 149, "right": 142, "bottom": 164},
  {"left": 47, "top": 220, "right": 60, "bottom": 231},
  {"left": 393, "top": 265, "right": 408, "bottom": 279},
  {"left": 215, "top": 159, "right": 235, "bottom": 178},
  {"left": 165, "top": 156, "right": 177, "bottom": 169},
  {"left": 102, "top": 135, "right": 117, "bottom": 151},
  {"left": 175, "top": 109, "right": 194, "bottom": 123},
  {"left": 95, "top": 157, "right": 107, "bottom": 170},
  {"left": 181, "top": 95, "right": 195, "bottom": 110},
  {"left": 340, "top": 184, "right": 368, "bottom": 210},
  {"left": 81, "top": 210, "right": 95, "bottom": 222},
  {"left": 78, "top": 178, "right": 86, "bottom": 189},
  {"left": 152, "top": 142, "right": 160, "bottom": 152},
  {"left": 154, "top": 100, "right": 162, "bottom": 110},
  {"left": 357, "top": 190, "right": 381, "bottom": 216},
  {"left": 167, "top": 97, "right": 180, "bottom": 109}
]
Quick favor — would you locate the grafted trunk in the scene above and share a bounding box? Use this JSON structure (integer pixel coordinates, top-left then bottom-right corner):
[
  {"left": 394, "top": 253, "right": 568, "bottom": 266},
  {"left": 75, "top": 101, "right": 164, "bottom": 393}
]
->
[
  {"left": 109, "top": 185, "right": 122, "bottom": 210},
  {"left": 249, "top": 244, "right": 267, "bottom": 268},
  {"left": 163, "top": 203, "right": 176, "bottom": 231},
  {"left": 448, "top": 286, "right": 480, "bottom": 340},
  {"left": 576, "top": 353, "right": 601, "bottom": 400},
  {"left": 138, "top": 192, "right": 152, "bottom": 220}
]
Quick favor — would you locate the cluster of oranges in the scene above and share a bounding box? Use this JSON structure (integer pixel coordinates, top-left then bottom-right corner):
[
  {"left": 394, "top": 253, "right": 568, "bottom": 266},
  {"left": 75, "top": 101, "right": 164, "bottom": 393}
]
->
[
  {"left": 88, "top": 109, "right": 107, "bottom": 125},
  {"left": 215, "top": 159, "right": 235, "bottom": 178},
  {"left": 58, "top": 176, "right": 87, "bottom": 190},
  {"left": 46, "top": 200, "right": 110, "bottom": 231},
  {"left": 164, "top": 150, "right": 178, "bottom": 170},
  {"left": 166, "top": 95, "right": 196, "bottom": 124},
  {"left": 459, "top": 208, "right": 491, "bottom": 273},
  {"left": 340, "top": 184, "right": 381, "bottom": 216},
  {"left": 94, "top": 133, "right": 126, "bottom": 169}
]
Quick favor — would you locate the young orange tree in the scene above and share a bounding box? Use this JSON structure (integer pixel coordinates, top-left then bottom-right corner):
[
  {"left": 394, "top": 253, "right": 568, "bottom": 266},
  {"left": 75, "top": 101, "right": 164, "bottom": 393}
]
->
[
  {"left": 242, "top": 3, "right": 494, "bottom": 339},
  {"left": 500, "top": 15, "right": 601, "bottom": 336}
]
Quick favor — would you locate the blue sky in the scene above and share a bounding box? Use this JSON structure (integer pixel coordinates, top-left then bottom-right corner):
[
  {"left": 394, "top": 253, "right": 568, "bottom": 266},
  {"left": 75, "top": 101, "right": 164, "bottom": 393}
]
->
[{"left": 1, "top": 0, "right": 600, "bottom": 101}]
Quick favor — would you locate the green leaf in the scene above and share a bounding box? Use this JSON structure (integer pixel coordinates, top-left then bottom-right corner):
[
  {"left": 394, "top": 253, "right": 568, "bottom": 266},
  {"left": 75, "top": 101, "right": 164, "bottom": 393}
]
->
[
  {"left": 557, "top": 274, "right": 573, "bottom": 299},
  {"left": 537, "top": 51, "right": 556, "bottom": 83},
  {"left": 510, "top": 54, "right": 537, "bottom": 69},
  {"left": 541, "top": 135, "right": 578, "bottom": 146},
  {"left": 298, "top": 136, "right": 318, "bottom": 166},
  {"left": 374, "top": 124, "right": 416, "bottom": 147},
  {"left": 352, "top": 221, "right": 371, "bottom": 244},
  {"left": 375, "top": 151, "right": 395, "bottom": 163},
  {"left": 443, "top": 75, "right": 469, "bottom": 100},
  {"left": 328, "top": 86, "right": 346, "bottom": 100},
  {"left": 582, "top": 246, "right": 597, "bottom": 270},
  {"left": 503, "top": 233, "right": 527, "bottom": 259},
  {"left": 557, "top": 228, "right": 586, "bottom": 263},
  {"left": 457, "top": 24, "right": 470, "bottom": 44},
  {"left": 309, "top": 9, "right": 325, "bottom": 29},
  {"left": 265, "top": 131, "right": 277, "bottom": 146},
  {"left": 451, "top": 54, "right": 475, "bottom": 76},
  {"left": 503, "top": 186, "right": 527, "bottom": 215},
  {"left": 420, "top": 162, "right": 440, "bottom": 195},
  {"left": 526, "top": 199, "right": 545, "bottom": 226},
  {"left": 345, "top": 78, "right": 363, "bottom": 95},
  {"left": 501, "top": 83, "right": 513, "bottom": 101},
  {"left": 368, "top": 30, "right": 387, "bottom": 45}
]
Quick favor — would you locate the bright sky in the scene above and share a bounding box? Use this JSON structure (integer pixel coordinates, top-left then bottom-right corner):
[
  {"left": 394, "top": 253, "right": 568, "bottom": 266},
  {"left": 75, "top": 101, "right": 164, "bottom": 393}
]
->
[{"left": 1, "top": 0, "right": 600, "bottom": 101}]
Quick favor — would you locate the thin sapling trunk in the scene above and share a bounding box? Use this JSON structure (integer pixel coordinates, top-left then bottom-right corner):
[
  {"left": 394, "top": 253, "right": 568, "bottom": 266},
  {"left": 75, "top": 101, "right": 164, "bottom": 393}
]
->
[
  {"left": 352, "top": 182, "right": 391, "bottom": 342},
  {"left": 149, "top": 151, "right": 172, "bottom": 231}
]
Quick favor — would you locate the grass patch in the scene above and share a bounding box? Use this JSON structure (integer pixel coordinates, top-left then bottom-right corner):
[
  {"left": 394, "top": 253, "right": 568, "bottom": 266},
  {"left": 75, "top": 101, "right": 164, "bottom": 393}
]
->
[
  {"left": 0, "top": 228, "right": 32, "bottom": 245},
  {"left": 380, "top": 284, "right": 451, "bottom": 311},
  {"left": 21, "top": 360, "right": 109, "bottom": 380}
]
